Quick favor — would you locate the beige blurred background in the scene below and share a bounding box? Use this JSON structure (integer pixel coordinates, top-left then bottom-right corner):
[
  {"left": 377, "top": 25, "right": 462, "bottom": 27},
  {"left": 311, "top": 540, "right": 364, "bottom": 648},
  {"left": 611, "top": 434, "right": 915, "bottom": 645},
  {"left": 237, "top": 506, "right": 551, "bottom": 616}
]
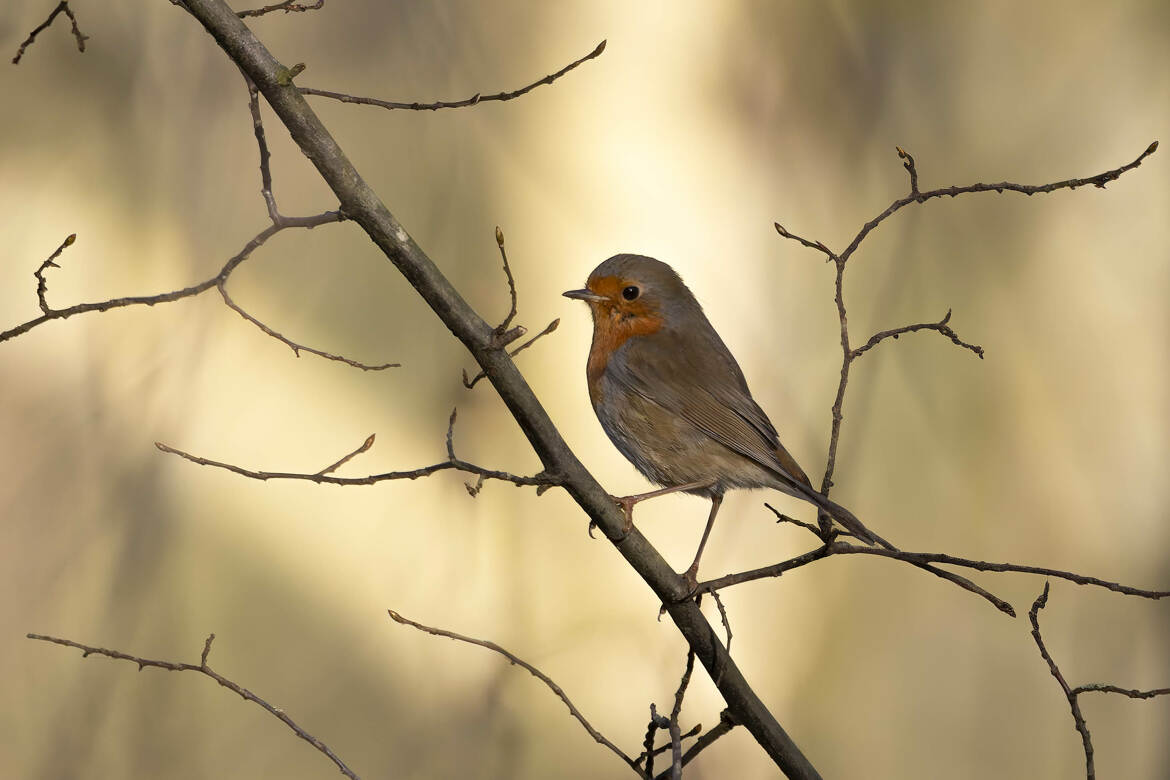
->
[{"left": 2, "top": 1, "right": 1167, "bottom": 778}]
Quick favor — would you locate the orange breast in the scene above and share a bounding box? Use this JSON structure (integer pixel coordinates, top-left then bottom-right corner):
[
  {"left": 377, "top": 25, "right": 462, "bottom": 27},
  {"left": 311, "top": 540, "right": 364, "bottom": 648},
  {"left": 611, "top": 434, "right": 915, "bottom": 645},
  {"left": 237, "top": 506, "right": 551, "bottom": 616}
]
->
[{"left": 585, "top": 293, "right": 664, "bottom": 404}]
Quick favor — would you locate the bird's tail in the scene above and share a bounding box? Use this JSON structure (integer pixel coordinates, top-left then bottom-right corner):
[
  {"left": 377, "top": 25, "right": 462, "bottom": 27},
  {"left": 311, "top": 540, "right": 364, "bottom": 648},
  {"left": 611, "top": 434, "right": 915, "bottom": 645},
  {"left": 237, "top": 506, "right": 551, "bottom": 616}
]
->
[{"left": 791, "top": 483, "right": 891, "bottom": 549}]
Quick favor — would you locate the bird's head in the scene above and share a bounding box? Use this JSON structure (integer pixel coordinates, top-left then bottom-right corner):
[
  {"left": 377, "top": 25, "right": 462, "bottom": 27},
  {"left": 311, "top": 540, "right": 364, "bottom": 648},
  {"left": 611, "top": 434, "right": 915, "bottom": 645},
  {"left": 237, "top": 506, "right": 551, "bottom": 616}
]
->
[{"left": 562, "top": 254, "right": 698, "bottom": 336}]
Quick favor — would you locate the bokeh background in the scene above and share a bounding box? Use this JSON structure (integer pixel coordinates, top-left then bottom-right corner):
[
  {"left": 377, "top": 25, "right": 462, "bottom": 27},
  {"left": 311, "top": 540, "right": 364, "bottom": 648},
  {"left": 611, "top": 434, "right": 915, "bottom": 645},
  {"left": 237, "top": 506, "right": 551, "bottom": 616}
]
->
[{"left": 2, "top": 1, "right": 1167, "bottom": 778}]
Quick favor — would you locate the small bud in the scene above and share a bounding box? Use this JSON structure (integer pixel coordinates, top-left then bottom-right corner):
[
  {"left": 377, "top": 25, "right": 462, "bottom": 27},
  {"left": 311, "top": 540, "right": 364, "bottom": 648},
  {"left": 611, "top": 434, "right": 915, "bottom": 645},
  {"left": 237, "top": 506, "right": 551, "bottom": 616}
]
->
[
  {"left": 495, "top": 226, "right": 504, "bottom": 247},
  {"left": 64, "top": 234, "right": 76, "bottom": 246}
]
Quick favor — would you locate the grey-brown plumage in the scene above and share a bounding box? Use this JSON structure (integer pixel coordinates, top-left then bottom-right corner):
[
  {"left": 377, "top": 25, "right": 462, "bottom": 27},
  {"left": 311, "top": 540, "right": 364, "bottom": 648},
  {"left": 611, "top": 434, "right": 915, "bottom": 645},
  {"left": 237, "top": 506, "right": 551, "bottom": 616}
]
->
[{"left": 565, "top": 254, "right": 881, "bottom": 549}]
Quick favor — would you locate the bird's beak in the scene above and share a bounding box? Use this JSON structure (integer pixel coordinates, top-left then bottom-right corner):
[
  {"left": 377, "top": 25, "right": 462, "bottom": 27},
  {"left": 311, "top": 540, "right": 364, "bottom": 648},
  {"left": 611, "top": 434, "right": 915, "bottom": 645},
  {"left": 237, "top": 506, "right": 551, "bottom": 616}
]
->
[{"left": 562, "top": 288, "right": 606, "bottom": 303}]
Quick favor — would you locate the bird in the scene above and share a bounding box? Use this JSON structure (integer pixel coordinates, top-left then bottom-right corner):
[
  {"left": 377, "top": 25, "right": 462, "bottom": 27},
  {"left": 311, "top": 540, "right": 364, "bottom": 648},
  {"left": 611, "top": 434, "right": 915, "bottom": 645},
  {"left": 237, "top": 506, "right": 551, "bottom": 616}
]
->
[{"left": 564, "top": 253, "right": 883, "bottom": 585}]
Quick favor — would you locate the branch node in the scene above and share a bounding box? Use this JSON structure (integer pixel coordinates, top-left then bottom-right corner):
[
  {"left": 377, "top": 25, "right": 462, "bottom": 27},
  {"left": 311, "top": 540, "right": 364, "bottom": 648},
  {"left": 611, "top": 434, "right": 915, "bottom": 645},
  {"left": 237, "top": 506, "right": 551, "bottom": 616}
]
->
[
  {"left": 33, "top": 233, "right": 78, "bottom": 315},
  {"left": 12, "top": 2, "right": 88, "bottom": 65}
]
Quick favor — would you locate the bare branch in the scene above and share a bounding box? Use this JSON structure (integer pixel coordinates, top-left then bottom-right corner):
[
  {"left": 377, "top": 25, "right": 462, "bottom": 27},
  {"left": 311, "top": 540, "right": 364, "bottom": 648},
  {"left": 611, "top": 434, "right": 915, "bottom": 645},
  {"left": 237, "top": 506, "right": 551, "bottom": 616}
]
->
[
  {"left": 765, "top": 502, "right": 824, "bottom": 536},
  {"left": 653, "top": 709, "right": 739, "bottom": 780},
  {"left": 237, "top": 0, "right": 324, "bottom": 18},
  {"left": 839, "top": 142, "right": 1158, "bottom": 266},
  {"left": 4, "top": 214, "right": 332, "bottom": 338},
  {"left": 217, "top": 281, "right": 398, "bottom": 370},
  {"left": 32, "top": 233, "right": 76, "bottom": 314},
  {"left": 774, "top": 143, "right": 1158, "bottom": 511},
  {"left": 464, "top": 318, "right": 559, "bottom": 388},
  {"left": 299, "top": 40, "right": 606, "bottom": 112},
  {"left": 773, "top": 222, "right": 835, "bottom": 262},
  {"left": 641, "top": 703, "right": 670, "bottom": 778},
  {"left": 316, "top": 433, "right": 375, "bottom": 475},
  {"left": 639, "top": 717, "right": 700, "bottom": 776},
  {"left": 462, "top": 227, "right": 560, "bottom": 387},
  {"left": 710, "top": 591, "right": 733, "bottom": 658},
  {"left": 896, "top": 146, "right": 920, "bottom": 197},
  {"left": 154, "top": 435, "right": 559, "bottom": 492},
  {"left": 1071, "top": 683, "right": 1170, "bottom": 700},
  {"left": 387, "top": 609, "right": 640, "bottom": 775},
  {"left": 157, "top": 409, "right": 558, "bottom": 495},
  {"left": 1029, "top": 583, "right": 1095, "bottom": 778},
  {"left": 12, "top": 1, "right": 88, "bottom": 65},
  {"left": 851, "top": 309, "right": 984, "bottom": 360},
  {"left": 668, "top": 649, "right": 697, "bottom": 779},
  {"left": 701, "top": 541, "right": 1169, "bottom": 604},
  {"left": 26, "top": 632, "right": 358, "bottom": 779},
  {"left": 494, "top": 226, "right": 519, "bottom": 336},
  {"left": 244, "top": 75, "right": 280, "bottom": 221}
]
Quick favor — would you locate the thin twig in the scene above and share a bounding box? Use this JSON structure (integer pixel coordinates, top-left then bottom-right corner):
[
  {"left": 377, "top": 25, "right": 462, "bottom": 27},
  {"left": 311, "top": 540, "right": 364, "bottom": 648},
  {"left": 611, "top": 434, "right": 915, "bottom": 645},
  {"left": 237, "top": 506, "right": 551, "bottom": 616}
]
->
[
  {"left": 851, "top": 309, "right": 984, "bottom": 360},
  {"left": 33, "top": 233, "right": 76, "bottom": 314},
  {"left": 642, "top": 703, "right": 670, "bottom": 778},
  {"left": 639, "top": 721, "right": 701, "bottom": 774},
  {"left": 1028, "top": 583, "right": 1170, "bottom": 778},
  {"left": 896, "top": 146, "right": 920, "bottom": 197},
  {"left": 387, "top": 608, "right": 641, "bottom": 775},
  {"left": 3, "top": 213, "right": 339, "bottom": 342},
  {"left": 155, "top": 438, "right": 558, "bottom": 492},
  {"left": 773, "top": 222, "right": 836, "bottom": 262},
  {"left": 237, "top": 0, "right": 324, "bottom": 18},
  {"left": 700, "top": 542, "right": 1169, "bottom": 602},
  {"left": 669, "top": 649, "right": 697, "bottom": 779},
  {"left": 710, "top": 591, "right": 733, "bottom": 657},
  {"left": 464, "top": 318, "right": 559, "bottom": 388},
  {"left": 217, "top": 281, "right": 398, "bottom": 370},
  {"left": 776, "top": 143, "right": 1160, "bottom": 504},
  {"left": 26, "top": 632, "right": 359, "bottom": 779},
  {"left": 1029, "top": 583, "right": 1095, "bottom": 779},
  {"left": 765, "top": 502, "right": 824, "bottom": 536},
  {"left": 1071, "top": 683, "right": 1170, "bottom": 699},
  {"left": 244, "top": 74, "right": 280, "bottom": 221},
  {"left": 300, "top": 40, "right": 606, "bottom": 112},
  {"left": 316, "top": 433, "right": 375, "bottom": 475},
  {"left": 12, "top": 1, "right": 88, "bottom": 64},
  {"left": 652, "top": 709, "right": 738, "bottom": 780},
  {"left": 839, "top": 142, "right": 1159, "bottom": 267},
  {"left": 494, "top": 226, "right": 518, "bottom": 336}
]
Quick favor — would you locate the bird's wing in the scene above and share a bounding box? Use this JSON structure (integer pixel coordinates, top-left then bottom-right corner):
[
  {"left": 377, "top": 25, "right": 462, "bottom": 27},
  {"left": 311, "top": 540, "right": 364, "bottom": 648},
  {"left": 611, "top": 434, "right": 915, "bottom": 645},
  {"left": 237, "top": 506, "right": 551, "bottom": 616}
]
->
[{"left": 612, "top": 327, "right": 812, "bottom": 489}]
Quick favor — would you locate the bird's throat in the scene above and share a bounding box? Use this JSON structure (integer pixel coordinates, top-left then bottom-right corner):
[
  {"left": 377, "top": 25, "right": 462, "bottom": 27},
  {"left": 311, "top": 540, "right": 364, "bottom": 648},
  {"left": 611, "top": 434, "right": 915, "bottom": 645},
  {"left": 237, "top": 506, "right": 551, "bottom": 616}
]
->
[{"left": 586, "top": 307, "right": 663, "bottom": 403}]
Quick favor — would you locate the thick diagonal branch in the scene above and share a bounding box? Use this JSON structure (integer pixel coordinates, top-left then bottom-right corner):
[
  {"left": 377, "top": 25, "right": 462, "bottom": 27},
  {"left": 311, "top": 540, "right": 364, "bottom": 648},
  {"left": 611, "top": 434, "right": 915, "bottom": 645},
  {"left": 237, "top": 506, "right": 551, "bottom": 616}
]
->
[{"left": 175, "top": 3, "right": 822, "bottom": 777}]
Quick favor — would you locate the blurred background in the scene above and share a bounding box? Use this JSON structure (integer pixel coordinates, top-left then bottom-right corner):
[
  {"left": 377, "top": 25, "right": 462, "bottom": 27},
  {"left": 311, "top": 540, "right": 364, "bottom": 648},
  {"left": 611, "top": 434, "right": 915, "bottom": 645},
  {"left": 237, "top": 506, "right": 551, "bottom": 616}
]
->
[{"left": 2, "top": 1, "right": 1167, "bottom": 777}]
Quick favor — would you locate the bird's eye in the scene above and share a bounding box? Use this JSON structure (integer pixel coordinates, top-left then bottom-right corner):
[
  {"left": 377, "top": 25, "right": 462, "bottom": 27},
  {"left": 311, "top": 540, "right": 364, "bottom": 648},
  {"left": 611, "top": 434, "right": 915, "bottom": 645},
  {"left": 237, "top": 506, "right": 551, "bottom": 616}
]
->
[{"left": 621, "top": 285, "right": 640, "bottom": 301}]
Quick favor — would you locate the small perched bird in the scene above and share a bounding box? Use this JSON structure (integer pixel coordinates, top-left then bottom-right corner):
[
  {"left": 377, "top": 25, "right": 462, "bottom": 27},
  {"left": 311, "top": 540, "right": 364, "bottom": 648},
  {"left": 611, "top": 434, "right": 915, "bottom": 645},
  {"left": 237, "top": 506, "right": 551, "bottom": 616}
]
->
[{"left": 564, "top": 254, "right": 882, "bottom": 583}]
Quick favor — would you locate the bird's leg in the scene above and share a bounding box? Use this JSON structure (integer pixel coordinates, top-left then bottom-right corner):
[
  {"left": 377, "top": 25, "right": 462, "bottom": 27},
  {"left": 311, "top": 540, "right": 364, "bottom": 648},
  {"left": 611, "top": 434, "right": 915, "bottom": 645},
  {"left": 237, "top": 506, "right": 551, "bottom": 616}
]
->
[
  {"left": 683, "top": 493, "right": 723, "bottom": 591},
  {"left": 593, "top": 480, "right": 712, "bottom": 538}
]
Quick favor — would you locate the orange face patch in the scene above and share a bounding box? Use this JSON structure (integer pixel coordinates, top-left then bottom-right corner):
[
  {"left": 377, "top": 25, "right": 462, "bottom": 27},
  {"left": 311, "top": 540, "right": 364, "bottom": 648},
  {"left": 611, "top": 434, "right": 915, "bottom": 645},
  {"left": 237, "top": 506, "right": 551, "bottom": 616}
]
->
[{"left": 584, "top": 275, "right": 665, "bottom": 403}]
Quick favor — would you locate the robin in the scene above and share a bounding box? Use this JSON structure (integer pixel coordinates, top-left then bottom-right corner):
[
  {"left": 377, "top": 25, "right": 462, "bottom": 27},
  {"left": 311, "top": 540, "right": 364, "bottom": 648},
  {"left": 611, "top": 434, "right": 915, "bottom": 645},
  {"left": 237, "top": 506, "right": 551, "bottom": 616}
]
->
[{"left": 564, "top": 254, "right": 883, "bottom": 584}]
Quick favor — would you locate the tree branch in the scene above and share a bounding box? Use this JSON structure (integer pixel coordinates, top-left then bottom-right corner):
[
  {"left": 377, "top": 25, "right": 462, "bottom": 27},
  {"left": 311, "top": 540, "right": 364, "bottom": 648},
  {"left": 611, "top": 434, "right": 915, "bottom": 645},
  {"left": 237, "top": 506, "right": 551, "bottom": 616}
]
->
[
  {"left": 175, "top": 3, "right": 821, "bottom": 775},
  {"left": 26, "top": 632, "right": 358, "bottom": 779},
  {"left": 11, "top": 1, "right": 88, "bottom": 65},
  {"left": 699, "top": 541, "right": 1169, "bottom": 602},
  {"left": 652, "top": 709, "right": 738, "bottom": 780},
  {"left": 237, "top": 0, "right": 325, "bottom": 18},
  {"left": 299, "top": 40, "right": 606, "bottom": 112},
  {"left": 387, "top": 609, "right": 640, "bottom": 775},
  {"left": 154, "top": 418, "right": 559, "bottom": 493},
  {"left": 851, "top": 309, "right": 984, "bottom": 360}
]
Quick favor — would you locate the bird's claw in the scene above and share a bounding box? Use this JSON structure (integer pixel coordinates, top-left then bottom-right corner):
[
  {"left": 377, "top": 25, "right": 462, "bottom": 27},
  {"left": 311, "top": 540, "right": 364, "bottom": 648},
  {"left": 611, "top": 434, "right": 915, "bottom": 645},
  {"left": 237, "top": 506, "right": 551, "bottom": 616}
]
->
[{"left": 587, "top": 496, "right": 636, "bottom": 539}]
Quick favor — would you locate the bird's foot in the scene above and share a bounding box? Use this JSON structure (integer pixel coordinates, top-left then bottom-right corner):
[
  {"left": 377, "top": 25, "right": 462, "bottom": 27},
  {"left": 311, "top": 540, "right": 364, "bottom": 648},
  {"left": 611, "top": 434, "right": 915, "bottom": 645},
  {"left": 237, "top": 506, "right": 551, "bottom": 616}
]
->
[{"left": 587, "top": 495, "right": 637, "bottom": 539}]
